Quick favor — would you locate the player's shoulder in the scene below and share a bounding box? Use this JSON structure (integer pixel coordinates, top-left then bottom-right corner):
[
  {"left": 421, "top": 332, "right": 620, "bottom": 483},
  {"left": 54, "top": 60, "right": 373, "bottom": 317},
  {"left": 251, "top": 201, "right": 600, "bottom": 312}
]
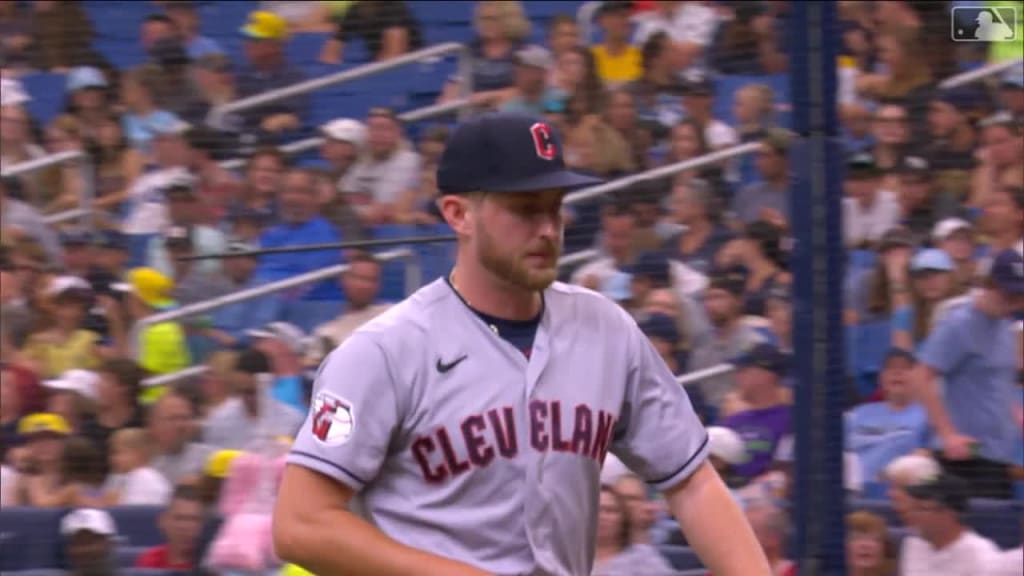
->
[{"left": 546, "top": 281, "right": 640, "bottom": 327}]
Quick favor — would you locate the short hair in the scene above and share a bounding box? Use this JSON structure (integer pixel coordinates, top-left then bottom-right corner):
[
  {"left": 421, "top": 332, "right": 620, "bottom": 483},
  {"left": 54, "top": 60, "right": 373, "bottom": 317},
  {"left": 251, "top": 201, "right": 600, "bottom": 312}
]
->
[
  {"left": 347, "top": 251, "right": 380, "bottom": 268},
  {"left": 641, "top": 31, "right": 669, "bottom": 70},
  {"left": 236, "top": 348, "right": 271, "bottom": 374},
  {"left": 110, "top": 427, "right": 151, "bottom": 455},
  {"left": 97, "top": 359, "right": 145, "bottom": 400},
  {"left": 246, "top": 146, "right": 287, "bottom": 172},
  {"left": 547, "top": 14, "right": 576, "bottom": 34},
  {"left": 143, "top": 13, "right": 176, "bottom": 26},
  {"left": 61, "top": 436, "right": 106, "bottom": 486}
]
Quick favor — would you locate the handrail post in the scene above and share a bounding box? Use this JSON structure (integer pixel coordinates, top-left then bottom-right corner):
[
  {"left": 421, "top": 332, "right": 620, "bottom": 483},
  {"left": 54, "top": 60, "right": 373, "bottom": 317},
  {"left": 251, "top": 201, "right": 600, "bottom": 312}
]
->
[
  {"left": 402, "top": 249, "right": 422, "bottom": 297},
  {"left": 456, "top": 45, "right": 474, "bottom": 122}
]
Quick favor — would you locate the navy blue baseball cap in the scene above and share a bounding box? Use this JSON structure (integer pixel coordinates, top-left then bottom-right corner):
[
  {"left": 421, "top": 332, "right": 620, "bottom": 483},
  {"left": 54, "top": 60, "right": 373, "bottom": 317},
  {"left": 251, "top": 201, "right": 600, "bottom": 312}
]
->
[
  {"left": 638, "top": 312, "right": 680, "bottom": 345},
  {"left": 734, "top": 342, "right": 789, "bottom": 376},
  {"left": 989, "top": 249, "right": 1024, "bottom": 295},
  {"left": 436, "top": 112, "right": 602, "bottom": 195}
]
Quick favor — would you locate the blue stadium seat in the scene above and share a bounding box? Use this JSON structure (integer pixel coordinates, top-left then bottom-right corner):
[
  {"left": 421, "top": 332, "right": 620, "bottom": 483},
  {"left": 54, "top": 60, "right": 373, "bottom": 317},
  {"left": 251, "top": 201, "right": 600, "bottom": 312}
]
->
[
  {"left": 861, "top": 481, "right": 889, "bottom": 500},
  {"left": 659, "top": 545, "right": 704, "bottom": 571},
  {"left": 107, "top": 507, "right": 163, "bottom": 548},
  {"left": 19, "top": 73, "right": 67, "bottom": 125},
  {"left": 408, "top": 1, "right": 474, "bottom": 25},
  {"left": 0, "top": 507, "right": 66, "bottom": 571},
  {"left": 116, "top": 545, "right": 149, "bottom": 568}
]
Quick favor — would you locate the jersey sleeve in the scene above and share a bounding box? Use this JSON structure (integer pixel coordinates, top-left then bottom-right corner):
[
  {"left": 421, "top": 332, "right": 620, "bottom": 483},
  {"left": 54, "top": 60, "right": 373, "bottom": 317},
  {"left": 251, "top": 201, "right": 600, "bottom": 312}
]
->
[
  {"left": 611, "top": 316, "right": 710, "bottom": 492},
  {"left": 287, "top": 332, "right": 401, "bottom": 492}
]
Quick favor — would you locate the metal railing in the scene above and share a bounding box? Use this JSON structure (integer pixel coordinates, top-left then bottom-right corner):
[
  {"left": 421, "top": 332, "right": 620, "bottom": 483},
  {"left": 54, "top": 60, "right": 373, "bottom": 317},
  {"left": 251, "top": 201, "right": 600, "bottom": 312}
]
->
[
  {"left": 940, "top": 57, "right": 1023, "bottom": 90},
  {"left": 218, "top": 97, "right": 473, "bottom": 171},
  {"left": 141, "top": 365, "right": 209, "bottom": 389},
  {"left": 207, "top": 42, "right": 472, "bottom": 128},
  {"left": 2, "top": 150, "right": 95, "bottom": 230},
  {"left": 564, "top": 142, "right": 762, "bottom": 206},
  {"left": 132, "top": 248, "right": 415, "bottom": 360},
  {"left": 677, "top": 363, "right": 735, "bottom": 387}
]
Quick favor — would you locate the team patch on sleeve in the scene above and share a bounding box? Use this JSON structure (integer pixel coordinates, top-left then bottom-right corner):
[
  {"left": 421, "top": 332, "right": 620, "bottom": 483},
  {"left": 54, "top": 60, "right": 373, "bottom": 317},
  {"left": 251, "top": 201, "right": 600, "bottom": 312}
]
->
[{"left": 311, "top": 391, "right": 355, "bottom": 445}]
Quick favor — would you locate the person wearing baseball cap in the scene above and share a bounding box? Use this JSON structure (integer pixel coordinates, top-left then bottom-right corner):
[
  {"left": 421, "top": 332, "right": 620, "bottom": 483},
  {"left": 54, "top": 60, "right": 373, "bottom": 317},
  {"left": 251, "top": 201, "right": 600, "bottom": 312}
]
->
[
  {"left": 61, "top": 507, "right": 119, "bottom": 574},
  {"left": 917, "top": 248, "right": 1024, "bottom": 499},
  {"left": 895, "top": 156, "right": 958, "bottom": 244},
  {"left": 716, "top": 342, "right": 792, "bottom": 483},
  {"left": 238, "top": 10, "right": 304, "bottom": 135},
  {"left": 931, "top": 217, "right": 976, "bottom": 295},
  {"left": 899, "top": 474, "right": 1001, "bottom": 575},
  {"left": 320, "top": 118, "right": 366, "bottom": 182},
  {"left": 843, "top": 152, "right": 901, "bottom": 249},
  {"left": 246, "top": 321, "right": 312, "bottom": 412},
  {"left": 274, "top": 111, "right": 772, "bottom": 575}
]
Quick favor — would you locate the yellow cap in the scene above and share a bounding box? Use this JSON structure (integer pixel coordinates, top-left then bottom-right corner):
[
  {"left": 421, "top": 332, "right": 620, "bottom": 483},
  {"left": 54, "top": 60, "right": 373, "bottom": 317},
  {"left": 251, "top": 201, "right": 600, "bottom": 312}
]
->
[
  {"left": 241, "top": 11, "right": 289, "bottom": 41},
  {"left": 18, "top": 413, "right": 71, "bottom": 437},
  {"left": 204, "top": 449, "right": 243, "bottom": 479},
  {"left": 119, "top": 267, "right": 176, "bottom": 309},
  {"left": 282, "top": 564, "right": 316, "bottom": 576}
]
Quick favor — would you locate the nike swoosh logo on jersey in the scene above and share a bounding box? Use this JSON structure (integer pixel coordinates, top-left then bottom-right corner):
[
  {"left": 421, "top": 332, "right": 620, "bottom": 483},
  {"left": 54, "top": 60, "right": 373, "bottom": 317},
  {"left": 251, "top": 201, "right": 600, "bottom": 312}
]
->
[{"left": 436, "top": 355, "right": 468, "bottom": 374}]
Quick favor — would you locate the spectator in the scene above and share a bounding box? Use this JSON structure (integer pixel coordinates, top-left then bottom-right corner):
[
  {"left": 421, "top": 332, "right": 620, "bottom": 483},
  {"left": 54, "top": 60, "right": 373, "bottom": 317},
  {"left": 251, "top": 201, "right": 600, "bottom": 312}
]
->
[
  {"left": 39, "top": 115, "right": 89, "bottom": 214},
  {"left": 970, "top": 115, "right": 1023, "bottom": 211},
  {"left": 140, "top": 13, "right": 178, "bottom": 54},
  {"left": 310, "top": 252, "right": 392, "bottom": 356},
  {"left": 978, "top": 185, "right": 1024, "bottom": 265},
  {"left": 92, "top": 112, "right": 145, "bottom": 215},
  {"left": 320, "top": 0, "right": 422, "bottom": 64},
  {"left": 246, "top": 322, "right": 312, "bottom": 412},
  {"left": 665, "top": 177, "right": 734, "bottom": 275},
  {"left": 63, "top": 66, "right": 111, "bottom": 143},
  {"left": 192, "top": 53, "right": 242, "bottom": 134},
  {"left": 236, "top": 10, "right": 306, "bottom": 136},
  {"left": 148, "top": 391, "right": 215, "bottom": 485},
  {"left": 846, "top": 226, "right": 915, "bottom": 326},
  {"left": 19, "top": 277, "right": 102, "bottom": 378},
  {"left": 689, "top": 267, "right": 765, "bottom": 411},
  {"left": 716, "top": 342, "right": 792, "bottom": 483},
  {"left": 891, "top": 249, "right": 956, "bottom": 351},
  {"left": 500, "top": 45, "right": 565, "bottom": 115},
  {"left": 638, "top": 312, "right": 687, "bottom": 376},
  {"left": 763, "top": 285, "right": 792, "bottom": 353},
  {"left": 868, "top": 102, "right": 912, "bottom": 191},
  {"left": 717, "top": 220, "right": 790, "bottom": 318},
  {"left": 733, "top": 84, "right": 778, "bottom": 143},
  {"left": 932, "top": 218, "right": 978, "bottom": 297},
  {"left": 710, "top": 1, "right": 787, "bottom": 75},
  {"left": 10, "top": 413, "right": 71, "bottom": 506},
  {"left": 320, "top": 118, "right": 366, "bottom": 192},
  {"left": 632, "top": 0, "right": 719, "bottom": 76},
  {"left": 845, "top": 348, "right": 929, "bottom": 482},
  {"left": 160, "top": 225, "right": 233, "bottom": 306},
  {"left": 916, "top": 249, "right": 1024, "bottom": 499},
  {"left": 843, "top": 153, "right": 901, "bottom": 249},
  {"left": 42, "top": 369, "right": 100, "bottom": 435},
  {"left": 438, "top": 1, "right": 529, "bottom": 105},
  {"left": 205, "top": 242, "right": 281, "bottom": 349},
  {"left": 610, "top": 474, "right": 675, "bottom": 574},
  {"left": 202, "top": 348, "right": 304, "bottom": 449},
  {"left": 681, "top": 72, "right": 738, "bottom": 152},
  {"left": 734, "top": 499, "right": 796, "bottom": 576},
  {"left": 925, "top": 89, "right": 981, "bottom": 173},
  {"left": 997, "top": 67, "right": 1024, "bottom": 121},
  {"left": 395, "top": 126, "right": 448, "bottom": 225},
  {"left": 147, "top": 184, "right": 229, "bottom": 279},
  {"left": 732, "top": 130, "right": 792, "bottom": 226},
  {"left": 592, "top": 485, "right": 648, "bottom": 576},
  {"left": 135, "top": 484, "right": 205, "bottom": 570},
  {"left": 121, "top": 117, "right": 194, "bottom": 249},
  {"left": 0, "top": 104, "right": 46, "bottom": 201},
  {"left": 628, "top": 31, "right": 685, "bottom": 137},
  {"left": 856, "top": 27, "right": 933, "bottom": 115},
  {"left": 572, "top": 201, "right": 639, "bottom": 296},
  {"left": 882, "top": 453, "right": 942, "bottom": 527},
  {"left": 986, "top": 542, "right": 1024, "bottom": 576},
  {"left": 120, "top": 65, "right": 181, "bottom": 157},
  {"left": 591, "top": 1, "right": 642, "bottom": 86},
  {"left": 60, "top": 508, "right": 120, "bottom": 576},
  {"left": 0, "top": 366, "right": 23, "bottom": 461},
  {"left": 895, "top": 156, "right": 960, "bottom": 244},
  {"left": 340, "top": 108, "right": 421, "bottom": 225},
  {"left": 603, "top": 88, "right": 649, "bottom": 170},
  {"left": 846, "top": 511, "right": 895, "bottom": 576},
  {"left": 119, "top": 267, "right": 191, "bottom": 389},
  {"left": 229, "top": 146, "right": 285, "bottom": 226},
  {"left": 24, "top": 0, "right": 97, "bottom": 72},
  {"left": 664, "top": 118, "right": 709, "bottom": 180},
  {"left": 196, "top": 351, "right": 238, "bottom": 419},
  {"left": 899, "top": 474, "right": 999, "bottom": 575},
  {"left": 256, "top": 168, "right": 342, "bottom": 301},
  {"left": 105, "top": 427, "right": 172, "bottom": 506},
  {"left": 80, "top": 359, "right": 147, "bottom": 470},
  {"left": 164, "top": 1, "right": 224, "bottom": 60},
  {"left": 1, "top": 178, "right": 62, "bottom": 265}
]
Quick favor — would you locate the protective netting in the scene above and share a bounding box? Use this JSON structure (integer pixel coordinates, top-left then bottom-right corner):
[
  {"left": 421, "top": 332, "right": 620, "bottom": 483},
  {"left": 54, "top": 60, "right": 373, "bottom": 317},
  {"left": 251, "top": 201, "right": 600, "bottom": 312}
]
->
[{"left": 0, "top": 1, "right": 1022, "bottom": 575}]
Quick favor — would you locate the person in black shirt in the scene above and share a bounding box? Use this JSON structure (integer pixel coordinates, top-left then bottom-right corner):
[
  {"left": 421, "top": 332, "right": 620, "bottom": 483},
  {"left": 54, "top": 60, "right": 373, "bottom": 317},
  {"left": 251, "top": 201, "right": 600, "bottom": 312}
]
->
[
  {"left": 320, "top": 1, "right": 423, "bottom": 64},
  {"left": 78, "top": 359, "right": 147, "bottom": 476}
]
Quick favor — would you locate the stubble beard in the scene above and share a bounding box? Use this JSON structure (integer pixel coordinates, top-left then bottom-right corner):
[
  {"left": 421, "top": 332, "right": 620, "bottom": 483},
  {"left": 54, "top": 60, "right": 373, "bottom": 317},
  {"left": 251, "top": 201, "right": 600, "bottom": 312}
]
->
[{"left": 476, "top": 224, "right": 560, "bottom": 291}]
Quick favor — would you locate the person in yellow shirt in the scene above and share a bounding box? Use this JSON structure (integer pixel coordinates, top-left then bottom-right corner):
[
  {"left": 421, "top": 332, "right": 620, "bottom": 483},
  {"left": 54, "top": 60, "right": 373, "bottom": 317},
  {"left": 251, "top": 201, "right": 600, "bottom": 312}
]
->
[
  {"left": 591, "top": 1, "right": 642, "bottom": 85},
  {"left": 19, "top": 277, "right": 102, "bottom": 378},
  {"left": 117, "top": 268, "right": 191, "bottom": 404}
]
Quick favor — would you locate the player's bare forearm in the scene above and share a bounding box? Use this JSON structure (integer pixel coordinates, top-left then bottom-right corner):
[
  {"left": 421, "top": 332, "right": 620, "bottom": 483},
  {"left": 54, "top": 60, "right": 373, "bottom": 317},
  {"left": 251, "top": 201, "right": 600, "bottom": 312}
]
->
[
  {"left": 664, "top": 461, "right": 773, "bottom": 576},
  {"left": 273, "top": 466, "right": 490, "bottom": 576}
]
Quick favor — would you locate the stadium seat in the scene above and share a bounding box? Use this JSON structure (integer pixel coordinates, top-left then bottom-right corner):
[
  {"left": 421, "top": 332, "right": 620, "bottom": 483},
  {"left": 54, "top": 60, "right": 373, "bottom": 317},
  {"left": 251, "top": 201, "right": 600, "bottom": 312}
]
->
[
  {"left": 106, "top": 507, "right": 164, "bottom": 548},
  {"left": 19, "top": 73, "right": 67, "bottom": 125},
  {"left": 659, "top": 545, "right": 704, "bottom": 571},
  {"left": 116, "top": 545, "right": 149, "bottom": 568},
  {"left": 0, "top": 507, "right": 66, "bottom": 571}
]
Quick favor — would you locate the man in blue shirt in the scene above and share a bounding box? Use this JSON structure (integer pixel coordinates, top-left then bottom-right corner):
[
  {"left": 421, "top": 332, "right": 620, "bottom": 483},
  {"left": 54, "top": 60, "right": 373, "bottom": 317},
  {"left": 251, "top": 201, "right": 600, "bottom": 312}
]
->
[
  {"left": 917, "top": 249, "right": 1024, "bottom": 499},
  {"left": 256, "top": 168, "right": 343, "bottom": 301},
  {"left": 845, "top": 348, "right": 929, "bottom": 482}
]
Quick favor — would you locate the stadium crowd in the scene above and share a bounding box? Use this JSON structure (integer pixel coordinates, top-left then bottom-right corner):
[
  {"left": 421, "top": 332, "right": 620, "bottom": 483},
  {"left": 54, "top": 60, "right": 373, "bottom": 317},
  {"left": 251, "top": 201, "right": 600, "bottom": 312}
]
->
[{"left": 0, "top": 1, "right": 1022, "bottom": 575}]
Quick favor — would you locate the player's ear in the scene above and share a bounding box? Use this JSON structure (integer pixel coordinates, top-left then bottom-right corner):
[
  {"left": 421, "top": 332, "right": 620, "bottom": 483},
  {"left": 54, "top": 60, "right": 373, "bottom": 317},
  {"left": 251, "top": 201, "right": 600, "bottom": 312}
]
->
[{"left": 437, "top": 194, "right": 474, "bottom": 235}]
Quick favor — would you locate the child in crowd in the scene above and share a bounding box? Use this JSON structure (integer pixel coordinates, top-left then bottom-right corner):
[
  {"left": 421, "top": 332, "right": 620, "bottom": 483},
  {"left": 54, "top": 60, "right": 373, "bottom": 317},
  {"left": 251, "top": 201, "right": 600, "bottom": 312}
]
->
[{"left": 105, "top": 427, "right": 172, "bottom": 506}]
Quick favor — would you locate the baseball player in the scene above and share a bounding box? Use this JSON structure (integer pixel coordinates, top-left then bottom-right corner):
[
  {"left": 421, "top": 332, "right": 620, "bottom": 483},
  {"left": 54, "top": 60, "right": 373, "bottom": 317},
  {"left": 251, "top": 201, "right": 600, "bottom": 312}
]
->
[{"left": 273, "top": 113, "right": 770, "bottom": 576}]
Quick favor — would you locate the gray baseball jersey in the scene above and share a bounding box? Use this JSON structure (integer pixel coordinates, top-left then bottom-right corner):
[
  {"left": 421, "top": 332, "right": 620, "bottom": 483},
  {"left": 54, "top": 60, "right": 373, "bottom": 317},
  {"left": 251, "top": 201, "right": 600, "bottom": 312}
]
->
[{"left": 288, "top": 278, "right": 709, "bottom": 576}]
